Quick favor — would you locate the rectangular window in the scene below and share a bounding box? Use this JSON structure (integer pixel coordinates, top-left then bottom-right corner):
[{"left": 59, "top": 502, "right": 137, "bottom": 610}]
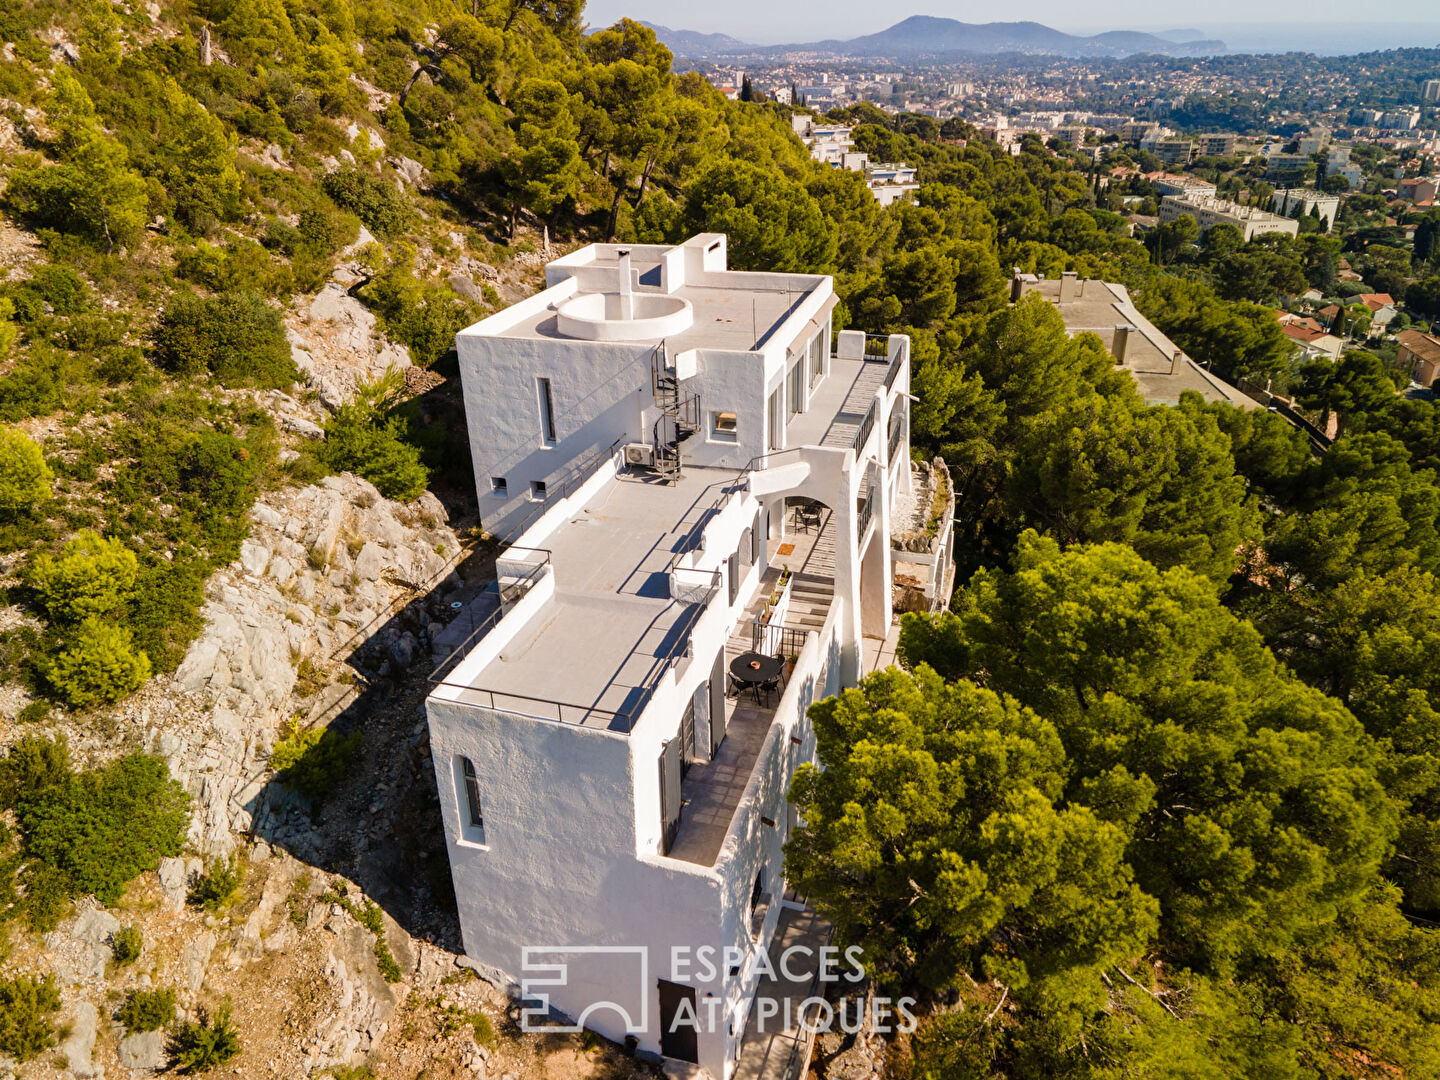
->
[
  {"left": 530, "top": 480, "right": 547, "bottom": 500},
  {"left": 711, "top": 410, "right": 737, "bottom": 441},
  {"left": 809, "top": 332, "right": 824, "bottom": 386},
  {"left": 536, "top": 377, "right": 557, "bottom": 444},
  {"left": 490, "top": 477, "right": 507, "bottom": 496},
  {"left": 462, "top": 758, "right": 483, "bottom": 828},
  {"left": 787, "top": 360, "right": 803, "bottom": 416}
]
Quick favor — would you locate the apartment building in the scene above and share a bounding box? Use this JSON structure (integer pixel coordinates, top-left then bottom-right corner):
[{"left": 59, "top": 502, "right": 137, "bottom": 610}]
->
[
  {"left": 1266, "top": 151, "right": 1313, "bottom": 175},
  {"left": 1398, "top": 328, "right": 1440, "bottom": 386},
  {"left": 1197, "top": 133, "right": 1238, "bottom": 157},
  {"left": 1140, "top": 134, "right": 1196, "bottom": 165},
  {"left": 1153, "top": 174, "right": 1217, "bottom": 198},
  {"left": 1424, "top": 79, "right": 1440, "bottom": 106},
  {"left": 428, "top": 235, "right": 948, "bottom": 1080},
  {"left": 1271, "top": 188, "right": 1340, "bottom": 229},
  {"left": 1159, "top": 192, "right": 1300, "bottom": 241}
]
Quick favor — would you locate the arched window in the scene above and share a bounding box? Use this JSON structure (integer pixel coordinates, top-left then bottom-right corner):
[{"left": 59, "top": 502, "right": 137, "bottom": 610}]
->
[{"left": 457, "top": 757, "right": 485, "bottom": 842}]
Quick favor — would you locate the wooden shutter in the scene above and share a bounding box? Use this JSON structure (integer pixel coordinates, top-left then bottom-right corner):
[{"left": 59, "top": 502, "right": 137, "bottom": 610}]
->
[{"left": 659, "top": 739, "right": 682, "bottom": 854}]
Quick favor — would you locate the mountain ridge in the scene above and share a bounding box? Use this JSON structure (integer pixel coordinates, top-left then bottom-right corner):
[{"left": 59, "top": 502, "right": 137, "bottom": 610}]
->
[{"left": 640, "top": 15, "right": 1226, "bottom": 59}]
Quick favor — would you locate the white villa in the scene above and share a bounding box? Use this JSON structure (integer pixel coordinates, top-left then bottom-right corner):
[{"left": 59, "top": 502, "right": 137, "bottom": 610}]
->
[
  {"left": 424, "top": 234, "right": 952, "bottom": 1079},
  {"left": 790, "top": 115, "right": 920, "bottom": 206}
]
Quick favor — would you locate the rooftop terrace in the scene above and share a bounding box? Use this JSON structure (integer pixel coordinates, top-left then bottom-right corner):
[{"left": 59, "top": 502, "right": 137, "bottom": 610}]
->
[{"left": 443, "top": 467, "right": 738, "bottom": 731}]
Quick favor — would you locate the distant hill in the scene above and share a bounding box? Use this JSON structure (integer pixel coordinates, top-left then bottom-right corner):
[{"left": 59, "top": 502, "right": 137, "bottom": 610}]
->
[
  {"left": 638, "top": 23, "right": 757, "bottom": 58},
  {"left": 645, "top": 15, "right": 1226, "bottom": 59}
]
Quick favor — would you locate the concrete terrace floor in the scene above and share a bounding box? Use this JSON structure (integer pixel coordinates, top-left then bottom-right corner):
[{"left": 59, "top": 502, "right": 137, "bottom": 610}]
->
[
  {"left": 668, "top": 569, "right": 787, "bottom": 866},
  {"left": 457, "top": 467, "right": 737, "bottom": 730},
  {"left": 785, "top": 357, "right": 888, "bottom": 450},
  {"left": 735, "top": 906, "right": 833, "bottom": 1080}
]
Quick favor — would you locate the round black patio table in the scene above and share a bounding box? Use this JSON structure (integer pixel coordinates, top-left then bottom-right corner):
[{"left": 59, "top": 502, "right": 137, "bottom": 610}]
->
[{"left": 730, "top": 652, "right": 784, "bottom": 690}]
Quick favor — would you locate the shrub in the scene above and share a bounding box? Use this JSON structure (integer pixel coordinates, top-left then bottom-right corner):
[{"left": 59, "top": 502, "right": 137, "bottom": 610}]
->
[
  {"left": 321, "top": 404, "right": 428, "bottom": 502},
  {"left": 359, "top": 260, "right": 477, "bottom": 367},
  {"left": 187, "top": 856, "right": 242, "bottom": 911},
  {"left": 26, "top": 529, "right": 138, "bottom": 622},
  {"left": 111, "top": 923, "right": 143, "bottom": 965},
  {"left": 167, "top": 1005, "right": 241, "bottom": 1074},
  {"left": 0, "top": 974, "right": 61, "bottom": 1061},
  {"left": 46, "top": 617, "right": 152, "bottom": 706},
  {"left": 320, "top": 168, "right": 412, "bottom": 236},
  {"left": 117, "top": 987, "right": 176, "bottom": 1033},
  {"left": 152, "top": 290, "right": 296, "bottom": 389},
  {"left": 269, "top": 717, "right": 363, "bottom": 809},
  {"left": 0, "top": 427, "right": 51, "bottom": 520},
  {"left": 0, "top": 734, "right": 71, "bottom": 808},
  {"left": 14, "top": 748, "right": 188, "bottom": 906}
]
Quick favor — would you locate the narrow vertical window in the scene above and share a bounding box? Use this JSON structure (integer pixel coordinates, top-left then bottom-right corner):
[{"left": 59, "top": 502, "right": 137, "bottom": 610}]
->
[
  {"left": 461, "top": 757, "right": 483, "bottom": 829},
  {"left": 537, "top": 377, "right": 557, "bottom": 444}
]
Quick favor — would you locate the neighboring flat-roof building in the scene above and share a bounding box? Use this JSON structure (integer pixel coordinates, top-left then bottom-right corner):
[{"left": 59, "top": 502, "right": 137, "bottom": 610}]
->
[
  {"left": 1271, "top": 188, "right": 1340, "bottom": 229},
  {"left": 1013, "top": 270, "right": 1259, "bottom": 408},
  {"left": 1159, "top": 192, "right": 1301, "bottom": 241},
  {"left": 1197, "top": 133, "right": 1238, "bottom": 157},
  {"left": 865, "top": 161, "right": 919, "bottom": 206},
  {"left": 1153, "top": 174, "right": 1218, "bottom": 198},
  {"left": 431, "top": 235, "right": 946, "bottom": 1080}
]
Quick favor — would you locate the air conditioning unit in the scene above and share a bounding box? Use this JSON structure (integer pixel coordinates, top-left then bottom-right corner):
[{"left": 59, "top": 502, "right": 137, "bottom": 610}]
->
[{"left": 623, "top": 442, "right": 656, "bottom": 468}]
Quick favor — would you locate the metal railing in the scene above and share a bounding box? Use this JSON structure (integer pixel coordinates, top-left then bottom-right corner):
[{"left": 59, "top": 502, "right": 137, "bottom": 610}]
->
[
  {"left": 492, "top": 437, "right": 626, "bottom": 544},
  {"left": 883, "top": 341, "right": 906, "bottom": 391},
  {"left": 857, "top": 484, "right": 875, "bottom": 542},
  {"left": 752, "top": 622, "right": 810, "bottom": 660},
  {"left": 861, "top": 333, "right": 889, "bottom": 362},
  {"left": 429, "top": 552, "right": 552, "bottom": 684},
  {"left": 666, "top": 448, "right": 811, "bottom": 574},
  {"left": 430, "top": 558, "right": 719, "bottom": 735},
  {"left": 852, "top": 399, "right": 877, "bottom": 455},
  {"left": 887, "top": 409, "right": 905, "bottom": 464}
]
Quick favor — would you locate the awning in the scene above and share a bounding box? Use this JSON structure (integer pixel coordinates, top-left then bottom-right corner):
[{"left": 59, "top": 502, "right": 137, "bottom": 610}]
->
[{"left": 786, "top": 294, "right": 839, "bottom": 357}]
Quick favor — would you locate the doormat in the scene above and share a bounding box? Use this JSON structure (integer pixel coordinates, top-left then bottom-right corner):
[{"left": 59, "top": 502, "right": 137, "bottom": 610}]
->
[{"left": 777, "top": 543, "right": 796, "bottom": 556}]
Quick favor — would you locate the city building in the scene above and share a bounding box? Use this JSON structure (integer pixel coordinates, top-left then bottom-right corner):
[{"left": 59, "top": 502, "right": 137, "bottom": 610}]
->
[
  {"left": 1271, "top": 188, "right": 1340, "bottom": 229},
  {"left": 429, "top": 235, "right": 951, "bottom": 1080},
  {"left": 1266, "top": 151, "right": 1313, "bottom": 176},
  {"left": 1382, "top": 107, "right": 1421, "bottom": 130},
  {"left": 1153, "top": 174, "right": 1218, "bottom": 198},
  {"left": 1424, "top": 79, "right": 1440, "bottom": 106},
  {"left": 1159, "top": 192, "right": 1300, "bottom": 241},
  {"left": 1012, "top": 270, "right": 1258, "bottom": 408},
  {"left": 1140, "top": 133, "right": 1196, "bottom": 165},
  {"left": 1197, "top": 133, "right": 1239, "bottom": 157}
]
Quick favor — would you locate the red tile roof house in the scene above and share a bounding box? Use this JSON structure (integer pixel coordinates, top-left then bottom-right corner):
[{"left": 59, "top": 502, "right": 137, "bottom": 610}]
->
[{"left": 1279, "top": 320, "right": 1344, "bottom": 362}]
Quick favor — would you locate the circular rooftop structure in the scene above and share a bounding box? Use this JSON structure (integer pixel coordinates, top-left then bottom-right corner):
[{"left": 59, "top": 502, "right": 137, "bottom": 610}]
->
[{"left": 555, "top": 292, "right": 693, "bottom": 341}]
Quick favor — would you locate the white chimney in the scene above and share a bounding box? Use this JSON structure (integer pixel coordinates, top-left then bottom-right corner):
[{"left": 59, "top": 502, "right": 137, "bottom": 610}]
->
[{"left": 617, "top": 249, "right": 633, "bottom": 320}]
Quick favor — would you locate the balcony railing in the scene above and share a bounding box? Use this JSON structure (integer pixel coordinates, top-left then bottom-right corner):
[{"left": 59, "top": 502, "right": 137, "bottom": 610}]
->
[
  {"left": 887, "top": 409, "right": 905, "bottom": 464},
  {"left": 857, "top": 484, "right": 875, "bottom": 542},
  {"left": 883, "top": 343, "right": 907, "bottom": 391},
  {"left": 852, "top": 399, "right": 877, "bottom": 456},
  {"left": 429, "top": 551, "right": 552, "bottom": 684}
]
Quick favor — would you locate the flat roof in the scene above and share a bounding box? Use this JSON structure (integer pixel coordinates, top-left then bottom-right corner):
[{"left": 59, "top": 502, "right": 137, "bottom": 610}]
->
[
  {"left": 488, "top": 283, "right": 813, "bottom": 353},
  {"left": 1026, "top": 278, "right": 1259, "bottom": 410},
  {"left": 460, "top": 468, "right": 738, "bottom": 730}
]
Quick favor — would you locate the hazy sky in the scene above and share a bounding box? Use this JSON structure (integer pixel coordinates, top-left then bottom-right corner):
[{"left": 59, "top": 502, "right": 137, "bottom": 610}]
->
[{"left": 581, "top": 0, "right": 1440, "bottom": 51}]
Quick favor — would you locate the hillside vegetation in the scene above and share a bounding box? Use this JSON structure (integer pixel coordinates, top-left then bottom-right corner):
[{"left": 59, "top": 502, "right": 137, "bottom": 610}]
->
[{"left": 3, "top": 0, "right": 1440, "bottom": 1076}]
